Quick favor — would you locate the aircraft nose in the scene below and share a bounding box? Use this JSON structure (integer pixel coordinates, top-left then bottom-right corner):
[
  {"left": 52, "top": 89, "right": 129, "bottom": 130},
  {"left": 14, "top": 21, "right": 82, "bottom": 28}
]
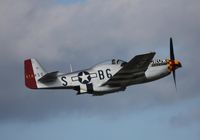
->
[
  {"left": 178, "top": 62, "right": 182, "bottom": 68},
  {"left": 175, "top": 60, "right": 182, "bottom": 68}
]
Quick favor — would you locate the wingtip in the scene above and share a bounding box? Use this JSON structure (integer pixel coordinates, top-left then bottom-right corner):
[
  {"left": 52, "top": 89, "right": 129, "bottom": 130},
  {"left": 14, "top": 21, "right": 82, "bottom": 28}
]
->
[{"left": 150, "top": 52, "right": 156, "bottom": 55}]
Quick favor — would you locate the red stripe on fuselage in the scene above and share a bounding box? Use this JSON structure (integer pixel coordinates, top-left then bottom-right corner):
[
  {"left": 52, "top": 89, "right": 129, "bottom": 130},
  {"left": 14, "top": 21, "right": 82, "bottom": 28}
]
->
[{"left": 24, "top": 59, "right": 37, "bottom": 89}]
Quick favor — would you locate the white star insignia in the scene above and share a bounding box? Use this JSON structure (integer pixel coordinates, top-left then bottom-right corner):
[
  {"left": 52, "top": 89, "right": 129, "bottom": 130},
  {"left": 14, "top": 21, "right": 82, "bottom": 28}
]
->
[{"left": 79, "top": 72, "right": 89, "bottom": 82}]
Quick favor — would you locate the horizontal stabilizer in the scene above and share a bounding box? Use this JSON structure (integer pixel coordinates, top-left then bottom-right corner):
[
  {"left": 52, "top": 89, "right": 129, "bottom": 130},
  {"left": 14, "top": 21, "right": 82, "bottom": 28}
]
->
[{"left": 38, "top": 71, "right": 59, "bottom": 83}]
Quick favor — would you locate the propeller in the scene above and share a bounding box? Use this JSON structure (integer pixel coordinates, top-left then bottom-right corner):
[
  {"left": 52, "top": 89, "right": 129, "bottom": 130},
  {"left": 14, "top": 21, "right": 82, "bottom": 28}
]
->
[
  {"left": 169, "top": 37, "right": 182, "bottom": 89},
  {"left": 170, "top": 37, "right": 176, "bottom": 88},
  {"left": 170, "top": 38, "right": 175, "bottom": 60}
]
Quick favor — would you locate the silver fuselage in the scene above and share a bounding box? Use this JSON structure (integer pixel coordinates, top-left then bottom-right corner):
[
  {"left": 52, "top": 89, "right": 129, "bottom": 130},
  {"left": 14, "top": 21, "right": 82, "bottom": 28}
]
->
[{"left": 35, "top": 59, "right": 171, "bottom": 95}]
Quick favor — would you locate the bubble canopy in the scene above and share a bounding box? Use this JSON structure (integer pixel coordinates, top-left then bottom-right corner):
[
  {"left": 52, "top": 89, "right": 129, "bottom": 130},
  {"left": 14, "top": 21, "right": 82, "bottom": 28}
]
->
[{"left": 93, "top": 59, "right": 127, "bottom": 67}]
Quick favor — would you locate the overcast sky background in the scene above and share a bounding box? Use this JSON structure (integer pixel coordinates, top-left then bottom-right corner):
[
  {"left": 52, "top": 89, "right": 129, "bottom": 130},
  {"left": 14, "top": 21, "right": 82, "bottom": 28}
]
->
[{"left": 0, "top": 0, "right": 200, "bottom": 140}]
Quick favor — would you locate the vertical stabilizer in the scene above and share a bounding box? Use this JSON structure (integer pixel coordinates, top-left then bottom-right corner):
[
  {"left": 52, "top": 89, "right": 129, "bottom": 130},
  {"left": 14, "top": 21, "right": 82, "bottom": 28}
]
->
[{"left": 24, "top": 59, "right": 46, "bottom": 89}]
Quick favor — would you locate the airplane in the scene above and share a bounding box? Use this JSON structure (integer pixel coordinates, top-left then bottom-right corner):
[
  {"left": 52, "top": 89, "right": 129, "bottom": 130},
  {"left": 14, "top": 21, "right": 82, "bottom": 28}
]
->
[{"left": 24, "top": 38, "right": 182, "bottom": 96}]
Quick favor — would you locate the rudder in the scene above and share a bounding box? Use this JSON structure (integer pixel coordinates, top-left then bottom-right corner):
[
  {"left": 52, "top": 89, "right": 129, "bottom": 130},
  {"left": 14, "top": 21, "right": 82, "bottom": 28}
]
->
[{"left": 24, "top": 59, "right": 46, "bottom": 89}]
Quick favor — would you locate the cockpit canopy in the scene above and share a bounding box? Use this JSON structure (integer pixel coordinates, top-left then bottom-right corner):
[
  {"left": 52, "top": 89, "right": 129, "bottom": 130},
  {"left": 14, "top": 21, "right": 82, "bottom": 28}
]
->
[
  {"left": 112, "top": 59, "right": 127, "bottom": 66},
  {"left": 93, "top": 59, "right": 127, "bottom": 68}
]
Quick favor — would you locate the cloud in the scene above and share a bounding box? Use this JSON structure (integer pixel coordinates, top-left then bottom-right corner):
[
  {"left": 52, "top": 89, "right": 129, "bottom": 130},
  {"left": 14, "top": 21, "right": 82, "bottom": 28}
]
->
[
  {"left": 170, "top": 107, "right": 200, "bottom": 127},
  {"left": 0, "top": 0, "right": 200, "bottom": 122}
]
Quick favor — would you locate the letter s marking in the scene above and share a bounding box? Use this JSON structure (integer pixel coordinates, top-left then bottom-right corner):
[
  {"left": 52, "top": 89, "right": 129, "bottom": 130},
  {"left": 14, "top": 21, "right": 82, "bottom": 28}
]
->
[{"left": 61, "top": 76, "right": 68, "bottom": 86}]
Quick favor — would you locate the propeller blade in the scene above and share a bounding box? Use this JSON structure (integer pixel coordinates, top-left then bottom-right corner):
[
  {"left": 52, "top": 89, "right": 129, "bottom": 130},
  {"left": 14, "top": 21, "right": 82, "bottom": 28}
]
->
[
  {"left": 170, "top": 37, "right": 175, "bottom": 60},
  {"left": 173, "top": 70, "right": 177, "bottom": 89}
]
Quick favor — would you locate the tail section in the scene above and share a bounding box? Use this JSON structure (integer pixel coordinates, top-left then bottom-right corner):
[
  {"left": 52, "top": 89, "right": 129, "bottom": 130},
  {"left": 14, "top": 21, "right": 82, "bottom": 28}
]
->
[{"left": 24, "top": 59, "right": 46, "bottom": 89}]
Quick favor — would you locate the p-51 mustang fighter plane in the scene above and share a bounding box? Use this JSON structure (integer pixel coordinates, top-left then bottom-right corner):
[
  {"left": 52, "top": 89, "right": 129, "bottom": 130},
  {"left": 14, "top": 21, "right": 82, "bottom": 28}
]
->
[{"left": 24, "top": 38, "right": 182, "bottom": 96}]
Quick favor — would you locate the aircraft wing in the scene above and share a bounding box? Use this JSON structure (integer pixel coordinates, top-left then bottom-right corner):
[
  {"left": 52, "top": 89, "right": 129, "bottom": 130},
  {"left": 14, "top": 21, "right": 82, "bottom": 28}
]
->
[{"left": 102, "top": 52, "right": 156, "bottom": 86}]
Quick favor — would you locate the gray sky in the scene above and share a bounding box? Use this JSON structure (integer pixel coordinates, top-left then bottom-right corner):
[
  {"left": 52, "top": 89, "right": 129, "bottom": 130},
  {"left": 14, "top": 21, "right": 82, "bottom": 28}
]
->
[{"left": 0, "top": 0, "right": 200, "bottom": 139}]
